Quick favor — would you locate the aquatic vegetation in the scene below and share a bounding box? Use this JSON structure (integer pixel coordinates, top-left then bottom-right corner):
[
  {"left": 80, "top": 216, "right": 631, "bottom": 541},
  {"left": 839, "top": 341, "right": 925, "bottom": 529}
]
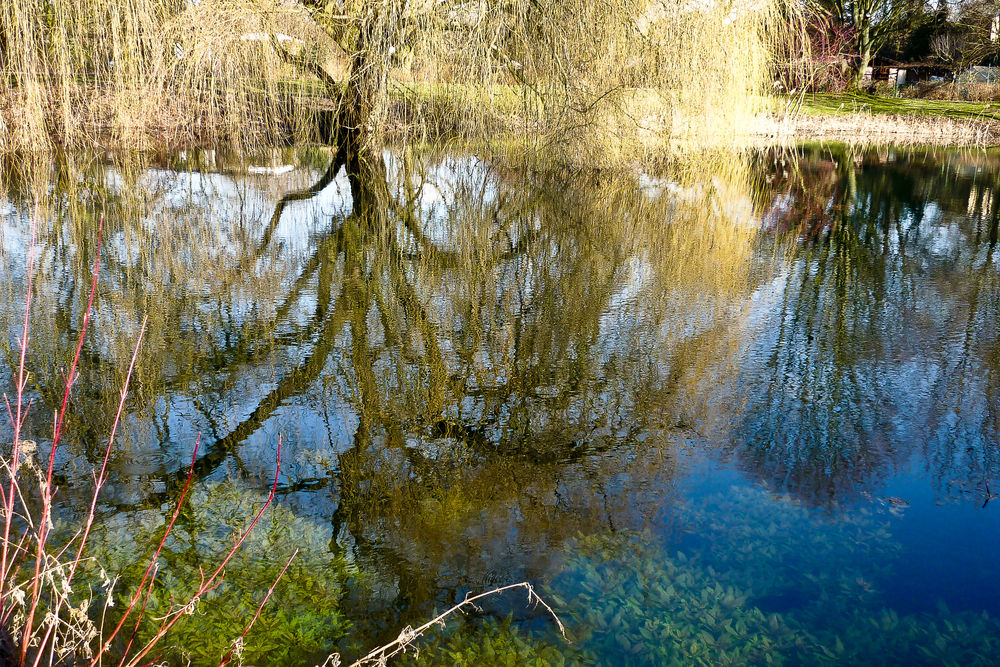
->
[
  {"left": 537, "top": 485, "right": 891, "bottom": 665},
  {"left": 552, "top": 531, "right": 801, "bottom": 665},
  {"left": 401, "top": 484, "right": 1000, "bottom": 665},
  {"left": 678, "top": 486, "right": 898, "bottom": 605},
  {"left": 397, "top": 617, "right": 587, "bottom": 667},
  {"left": 85, "top": 481, "right": 357, "bottom": 665}
]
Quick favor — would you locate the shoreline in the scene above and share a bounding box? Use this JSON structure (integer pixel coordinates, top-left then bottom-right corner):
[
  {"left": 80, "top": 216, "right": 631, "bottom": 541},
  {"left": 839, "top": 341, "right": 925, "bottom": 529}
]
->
[
  {"left": 749, "top": 112, "right": 1000, "bottom": 147},
  {"left": 3, "top": 109, "right": 999, "bottom": 156}
]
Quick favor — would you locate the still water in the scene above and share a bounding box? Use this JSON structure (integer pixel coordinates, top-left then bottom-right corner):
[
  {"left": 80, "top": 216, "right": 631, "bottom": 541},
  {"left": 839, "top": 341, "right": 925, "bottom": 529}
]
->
[{"left": 2, "top": 145, "right": 1000, "bottom": 665}]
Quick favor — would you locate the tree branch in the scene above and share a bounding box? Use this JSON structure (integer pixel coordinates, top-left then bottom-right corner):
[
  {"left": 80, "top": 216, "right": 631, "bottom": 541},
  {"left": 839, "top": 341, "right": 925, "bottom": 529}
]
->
[{"left": 269, "top": 34, "right": 340, "bottom": 97}]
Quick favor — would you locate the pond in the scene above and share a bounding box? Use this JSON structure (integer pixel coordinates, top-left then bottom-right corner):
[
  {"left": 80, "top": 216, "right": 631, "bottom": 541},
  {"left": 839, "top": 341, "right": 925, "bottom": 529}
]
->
[{"left": 1, "top": 145, "right": 1000, "bottom": 665}]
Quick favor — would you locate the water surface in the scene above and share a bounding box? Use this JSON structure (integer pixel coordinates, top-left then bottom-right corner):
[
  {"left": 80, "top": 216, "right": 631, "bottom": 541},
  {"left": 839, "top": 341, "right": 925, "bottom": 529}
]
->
[{"left": 2, "top": 145, "right": 1000, "bottom": 664}]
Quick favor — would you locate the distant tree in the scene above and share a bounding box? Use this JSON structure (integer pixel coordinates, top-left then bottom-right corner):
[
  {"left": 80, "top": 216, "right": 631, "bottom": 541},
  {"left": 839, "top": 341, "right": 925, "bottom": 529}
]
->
[
  {"left": 881, "top": 0, "right": 944, "bottom": 62},
  {"left": 930, "top": 28, "right": 971, "bottom": 67},
  {"left": 946, "top": 0, "right": 1000, "bottom": 67},
  {"left": 816, "top": 0, "right": 929, "bottom": 83},
  {"left": 797, "top": 7, "right": 857, "bottom": 90}
]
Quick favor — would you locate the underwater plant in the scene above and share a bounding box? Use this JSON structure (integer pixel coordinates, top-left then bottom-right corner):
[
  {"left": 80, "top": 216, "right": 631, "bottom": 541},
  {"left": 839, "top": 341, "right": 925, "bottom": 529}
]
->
[
  {"left": 83, "top": 481, "right": 356, "bottom": 665},
  {"left": 0, "top": 211, "right": 291, "bottom": 665},
  {"left": 398, "top": 484, "right": 1000, "bottom": 666}
]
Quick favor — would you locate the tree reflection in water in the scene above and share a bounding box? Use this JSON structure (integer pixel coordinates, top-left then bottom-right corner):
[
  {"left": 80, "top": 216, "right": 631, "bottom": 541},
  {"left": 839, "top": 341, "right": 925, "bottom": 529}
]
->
[
  {"left": 0, "top": 146, "right": 758, "bottom": 643},
  {"left": 4, "top": 145, "right": 1000, "bottom": 660},
  {"left": 745, "top": 146, "right": 1000, "bottom": 503}
]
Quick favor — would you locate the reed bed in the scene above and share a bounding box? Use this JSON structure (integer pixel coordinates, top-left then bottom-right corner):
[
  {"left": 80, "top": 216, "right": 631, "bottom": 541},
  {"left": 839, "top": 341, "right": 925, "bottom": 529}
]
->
[{"left": 753, "top": 112, "right": 1000, "bottom": 146}]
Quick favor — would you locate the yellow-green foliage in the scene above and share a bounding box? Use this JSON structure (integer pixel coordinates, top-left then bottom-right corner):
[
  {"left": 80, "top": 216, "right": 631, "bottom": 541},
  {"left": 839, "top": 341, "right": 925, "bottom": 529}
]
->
[
  {"left": 515, "top": 0, "right": 791, "bottom": 161},
  {"left": 0, "top": 0, "right": 319, "bottom": 152},
  {"left": 384, "top": 0, "right": 797, "bottom": 163},
  {"left": 0, "top": 0, "right": 798, "bottom": 157}
]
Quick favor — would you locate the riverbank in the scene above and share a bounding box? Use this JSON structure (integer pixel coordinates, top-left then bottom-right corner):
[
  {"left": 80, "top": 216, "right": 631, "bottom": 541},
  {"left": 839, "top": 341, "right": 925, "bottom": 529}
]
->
[
  {"left": 752, "top": 112, "right": 1000, "bottom": 146},
  {"left": 4, "top": 88, "right": 1000, "bottom": 155},
  {"left": 750, "top": 92, "right": 1000, "bottom": 146}
]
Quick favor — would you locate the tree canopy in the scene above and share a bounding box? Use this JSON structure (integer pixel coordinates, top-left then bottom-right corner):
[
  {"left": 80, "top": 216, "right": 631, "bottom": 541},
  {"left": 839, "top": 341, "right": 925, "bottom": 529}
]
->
[
  {"left": 807, "top": 0, "right": 1000, "bottom": 85},
  {"left": 0, "top": 0, "right": 787, "bottom": 160}
]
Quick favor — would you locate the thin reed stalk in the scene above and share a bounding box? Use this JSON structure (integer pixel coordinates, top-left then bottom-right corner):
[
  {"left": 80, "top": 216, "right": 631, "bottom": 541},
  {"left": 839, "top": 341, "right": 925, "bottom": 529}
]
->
[{"left": 0, "top": 207, "right": 289, "bottom": 666}]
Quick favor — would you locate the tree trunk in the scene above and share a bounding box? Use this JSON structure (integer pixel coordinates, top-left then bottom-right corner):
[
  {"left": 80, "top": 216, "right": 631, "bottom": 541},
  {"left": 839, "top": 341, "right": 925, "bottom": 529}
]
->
[
  {"left": 336, "top": 2, "right": 401, "bottom": 196},
  {"left": 854, "top": 26, "right": 872, "bottom": 88}
]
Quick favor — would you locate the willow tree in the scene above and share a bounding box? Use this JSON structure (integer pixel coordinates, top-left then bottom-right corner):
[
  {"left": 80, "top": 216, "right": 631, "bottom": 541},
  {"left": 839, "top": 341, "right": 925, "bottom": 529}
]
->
[
  {"left": 254, "top": 0, "right": 789, "bottom": 162},
  {"left": 0, "top": 0, "right": 789, "bottom": 162}
]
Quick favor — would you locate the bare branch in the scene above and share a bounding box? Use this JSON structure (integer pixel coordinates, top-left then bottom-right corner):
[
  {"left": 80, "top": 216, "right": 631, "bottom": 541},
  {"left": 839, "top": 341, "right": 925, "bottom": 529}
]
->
[
  {"left": 337, "top": 582, "right": 567, "bottom": 666},
  {"left": 269, "top": 34, "right": 341, "bottom": 97}
]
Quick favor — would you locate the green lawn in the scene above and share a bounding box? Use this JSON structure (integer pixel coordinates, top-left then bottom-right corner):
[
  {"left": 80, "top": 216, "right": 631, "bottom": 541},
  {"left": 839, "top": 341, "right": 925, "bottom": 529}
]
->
[{"left": 787, "top": 92, "right": 1000, "bottom": 121}]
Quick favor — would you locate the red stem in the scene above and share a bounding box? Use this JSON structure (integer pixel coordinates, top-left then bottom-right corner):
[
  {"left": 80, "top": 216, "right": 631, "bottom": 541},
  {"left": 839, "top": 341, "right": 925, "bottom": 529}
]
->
[
  {"left": 21, "top": 216, "right": 104, "bottom": 664},
  {"left": 33, "top": 314, "right": 148, "bottom": 667},
  {"left": 93, "top": 436, "right": 201, "bottom": 667},
  {"left": 217, "top": 549, "right": 298, "bottom": 667},
  {"left": 0, "top": 206, "right": 38, "bottom": 618},
  {"left": 122, "top": 437, "right": 282, "bottom": 667}
]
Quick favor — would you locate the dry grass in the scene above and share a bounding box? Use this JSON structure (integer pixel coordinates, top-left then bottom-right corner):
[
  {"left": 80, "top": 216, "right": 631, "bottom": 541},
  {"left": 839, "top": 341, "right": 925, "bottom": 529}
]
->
[
  {"left": 905, "top": 81, "right": 1000, "bottom": 102},
  {"left": 753, "top": 111, "right": 1000, "bottom": 146}
]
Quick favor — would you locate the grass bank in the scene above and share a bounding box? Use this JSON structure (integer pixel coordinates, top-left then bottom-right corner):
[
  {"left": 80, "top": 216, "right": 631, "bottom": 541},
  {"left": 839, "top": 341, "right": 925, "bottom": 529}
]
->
[{"left": 798, "top": 92, "right": 1000, "bottom": 120}]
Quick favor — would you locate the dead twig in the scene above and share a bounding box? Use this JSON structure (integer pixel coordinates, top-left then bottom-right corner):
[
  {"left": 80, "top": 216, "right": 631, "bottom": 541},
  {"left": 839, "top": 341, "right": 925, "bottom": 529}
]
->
[{"left": 337, "top": 582, "right": 566, "bottom": 667}]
